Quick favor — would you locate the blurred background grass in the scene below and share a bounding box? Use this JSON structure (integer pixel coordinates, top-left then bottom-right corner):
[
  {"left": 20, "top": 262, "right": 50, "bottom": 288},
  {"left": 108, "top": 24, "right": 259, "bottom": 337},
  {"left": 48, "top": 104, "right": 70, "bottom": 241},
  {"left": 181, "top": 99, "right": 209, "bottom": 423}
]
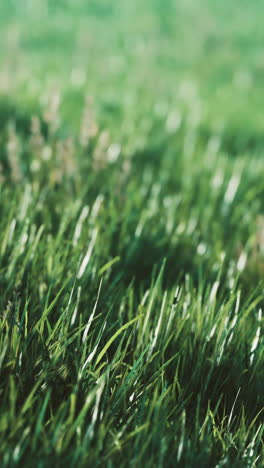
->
[{"left": 0, "top": 0, "right": 264, "bottom": 139}]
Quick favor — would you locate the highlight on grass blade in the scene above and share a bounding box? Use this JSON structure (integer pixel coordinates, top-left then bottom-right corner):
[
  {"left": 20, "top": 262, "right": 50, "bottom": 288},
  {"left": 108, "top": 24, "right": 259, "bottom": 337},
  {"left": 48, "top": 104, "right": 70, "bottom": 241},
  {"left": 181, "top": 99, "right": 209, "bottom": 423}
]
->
[
  {"left": 95, "top": 315, "right": 142, "bottom": 367},
  {"left": 98, "top": 256, "right": 120, "bottom": 276}
]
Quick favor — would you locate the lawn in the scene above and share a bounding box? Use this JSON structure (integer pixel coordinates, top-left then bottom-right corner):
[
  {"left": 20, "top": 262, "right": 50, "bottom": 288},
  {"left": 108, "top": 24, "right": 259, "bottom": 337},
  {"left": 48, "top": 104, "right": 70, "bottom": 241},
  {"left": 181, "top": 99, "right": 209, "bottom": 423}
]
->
[{"left": 0, "top": 1, "right": 263, "bottom": 466}]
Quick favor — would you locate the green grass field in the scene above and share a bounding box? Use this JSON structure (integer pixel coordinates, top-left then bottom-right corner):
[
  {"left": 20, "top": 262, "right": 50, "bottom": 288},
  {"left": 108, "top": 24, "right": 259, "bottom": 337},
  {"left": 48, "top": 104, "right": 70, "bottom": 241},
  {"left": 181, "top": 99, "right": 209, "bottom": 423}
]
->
[{"left": 0, "top": 1, "right": 263, "bottom": 466}]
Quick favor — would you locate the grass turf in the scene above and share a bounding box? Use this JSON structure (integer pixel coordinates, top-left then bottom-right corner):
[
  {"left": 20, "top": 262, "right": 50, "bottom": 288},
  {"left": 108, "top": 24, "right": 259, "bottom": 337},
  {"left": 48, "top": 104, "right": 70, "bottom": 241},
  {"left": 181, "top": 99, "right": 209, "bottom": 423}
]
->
[{"left": 0, "top": 1, "right": 263, "bottom": 466}]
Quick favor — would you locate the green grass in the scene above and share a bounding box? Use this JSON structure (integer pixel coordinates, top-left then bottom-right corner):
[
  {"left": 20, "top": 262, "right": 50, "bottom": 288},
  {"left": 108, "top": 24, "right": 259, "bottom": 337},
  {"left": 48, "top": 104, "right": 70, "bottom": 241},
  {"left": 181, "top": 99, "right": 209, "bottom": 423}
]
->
[{"left": 0, "top": 1, "right": 263, "bottom": 466}]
